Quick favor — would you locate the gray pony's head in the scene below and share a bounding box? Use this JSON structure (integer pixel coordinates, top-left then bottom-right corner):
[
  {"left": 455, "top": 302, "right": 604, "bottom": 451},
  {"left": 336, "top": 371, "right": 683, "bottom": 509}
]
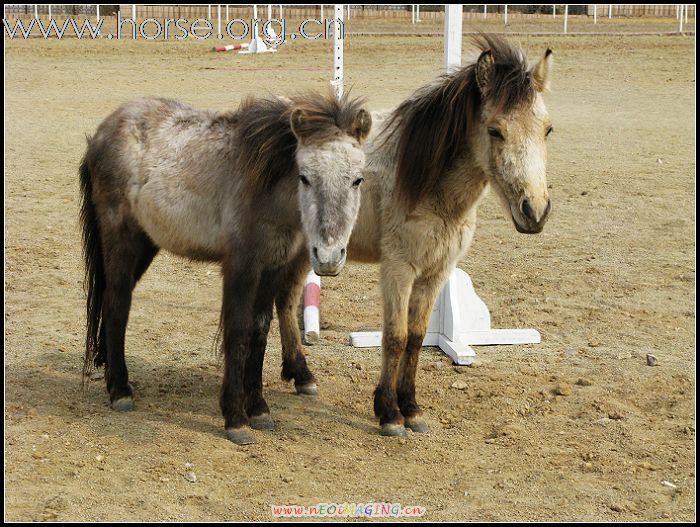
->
[{"left": 289, "top": 95, "right": 372, "bottom": 275}]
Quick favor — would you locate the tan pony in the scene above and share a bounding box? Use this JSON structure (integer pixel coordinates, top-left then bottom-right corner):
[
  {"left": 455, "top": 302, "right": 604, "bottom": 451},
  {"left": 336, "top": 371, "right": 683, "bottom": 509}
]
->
[{"left": 278, "top": 35, "right": 555, "bottom": 437}]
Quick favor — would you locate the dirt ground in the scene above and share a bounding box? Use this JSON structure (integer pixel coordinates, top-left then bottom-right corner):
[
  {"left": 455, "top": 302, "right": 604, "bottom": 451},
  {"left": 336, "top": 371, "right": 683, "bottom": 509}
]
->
[{"left": 4, "top": 17, "right": 695, "bottom": 522}]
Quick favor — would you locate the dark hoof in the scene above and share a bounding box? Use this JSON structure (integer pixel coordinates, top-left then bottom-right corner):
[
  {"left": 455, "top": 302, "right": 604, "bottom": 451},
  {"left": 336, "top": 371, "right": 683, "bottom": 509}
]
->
[
  {"left": 111, "top": 397, "right": 134, "bottom": 412},
  {"left": 295, "top": 383, "right": 318, "bottom": 396},
  {"left": 249, "top": 413, "right": 275, "bottom": 431},
  {"left": 405, "top": 417, "right": 430, "bottom": 433},
  {"left": 381, "top": 423, "right": 408, "bottom": 437},
  {"left": 226, "top": 427, "right": 256, "bottom": 445}
]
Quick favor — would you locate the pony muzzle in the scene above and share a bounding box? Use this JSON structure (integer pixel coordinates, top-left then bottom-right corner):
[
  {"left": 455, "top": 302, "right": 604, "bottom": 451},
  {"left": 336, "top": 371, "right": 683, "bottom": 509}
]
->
[
  {"left": 511, "top": 197, "right": 551, "bottom": 234},
  {"left": 311, "top": 245, "right": 347, "bottom": 276}
]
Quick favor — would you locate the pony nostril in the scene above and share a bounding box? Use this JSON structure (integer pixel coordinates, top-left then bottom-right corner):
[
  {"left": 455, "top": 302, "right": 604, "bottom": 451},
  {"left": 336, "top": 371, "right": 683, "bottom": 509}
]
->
[
  {"left": 521, "top": 199, "right": 535, "bottom": 222},
  {"left": 313, "top": 247, "right": 319, "bottom": 260},
  {"left": 340, "top": 248, "right": 346, "bottom": 258}
]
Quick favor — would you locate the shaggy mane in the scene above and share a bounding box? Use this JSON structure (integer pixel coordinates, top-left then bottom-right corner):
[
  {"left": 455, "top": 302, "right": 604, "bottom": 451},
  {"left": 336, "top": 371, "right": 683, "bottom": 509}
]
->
[
  {"left": 379, "top": 34, "right": 537, "bottom": 210},
  {"left": 230, "top": 91, "right": 367, "bottom": 197}
]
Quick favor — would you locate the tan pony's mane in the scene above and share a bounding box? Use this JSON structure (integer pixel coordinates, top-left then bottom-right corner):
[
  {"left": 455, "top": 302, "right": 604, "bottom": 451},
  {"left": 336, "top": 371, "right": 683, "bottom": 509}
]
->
[{"left": 379, "top": 34, "right": 537, "bottom": 210}]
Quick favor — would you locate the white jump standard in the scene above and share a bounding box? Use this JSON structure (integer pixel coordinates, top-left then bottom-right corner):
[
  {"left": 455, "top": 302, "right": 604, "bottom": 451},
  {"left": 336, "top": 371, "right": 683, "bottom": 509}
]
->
[
  {"left": 239, "top": 4, "right": 277, "bottom": 54},
  {"left": 330, "top": 4, "right": 344, "bottom": 99},
  {"left": 350, "top": 269, "right": 541, "bottom": 365}
]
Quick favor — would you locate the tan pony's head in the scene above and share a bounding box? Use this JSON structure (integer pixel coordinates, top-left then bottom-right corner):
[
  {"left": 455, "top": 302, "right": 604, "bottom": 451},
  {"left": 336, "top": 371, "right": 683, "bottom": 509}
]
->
[
  {"left": 384, "top": 35, "right": 554, "bottom": 235},
  {"left": 471, "top": 35, "right": 553, "bottom": 234}
]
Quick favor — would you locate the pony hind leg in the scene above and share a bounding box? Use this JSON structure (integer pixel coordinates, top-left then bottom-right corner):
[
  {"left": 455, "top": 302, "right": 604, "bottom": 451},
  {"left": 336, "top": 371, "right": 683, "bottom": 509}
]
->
[
  {"left": 276, "top": 250, "right": 318, "bottom": 396},
  {"left": 397, "top": 269, "right": 450, "bottom": 433},
  {"left": 101, "top": 227, "right": 158, "bottom": 411},
  {"left": 244, "top": 269, "right": 278, "bottom": 431},
  {"left": 92, "top": 237, "right": 157, "bottom": 371},
  {"left": 133, "top": 238, "right": 159, "bottom": 283}
]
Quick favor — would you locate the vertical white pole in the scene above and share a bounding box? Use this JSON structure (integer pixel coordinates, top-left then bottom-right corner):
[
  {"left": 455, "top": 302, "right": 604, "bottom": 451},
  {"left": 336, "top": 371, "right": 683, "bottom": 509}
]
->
[
  {"left": 132, "top": 4, "right": 136, "bottom": 21},
  {"left": 504, "top": 4, "right": 507, "bottom": 26},
  {"left": 444, "top": 4, "right": 462, "bottom": 71},
  {"left": 48, "top": 5, "right": 51, "bottom": 18},
  {"left": 226, "top": 4, "right": 229, "bottom": 21},
  {"left": 412, "top": 4, "right": 415, "bottom": 24},
  {"left": 484, "top": 4, "right": 487, "bottom": 18},
  {"left": 609, "top": 4, "right": 612, "bottom": 18},
  {"left": 416, "top": 4, "right": 420, "bottom": 21},
  {"left": 34, "top": 4, "right": 38, "bottom": 19},
  {"left": 320, "top": 4, "right": 323, "bottom": 20},
  {"left": 331, "top": 4, "right": 344, "bottom": 99},
  {"left": 563, "top": 4, "right": 568, "bottom": 33},
  {"left": 685, "top": 4, "right": 688, "bottom": 23},
  {"left": 347, "top": 4, "right": 350, "bottom": 19},
  {"left": 208, "top": 5, "right": 211, "bottom": 19},
  {"left": 593, "top": 4, "right": 596, "bottom": 24},
  {"left": 279, "top": 5, "right": 282, "bottom": 19},
  {"left": 217, "top": 4, "right": 221, "bottom": 34},
  {"left": 679, "top": 4, "right": 684, "bottom": 31},
  {"left": 267, "top": 4, "right": 271, "bottom": 20},
  {"left": 676, "top": 4, "right": 679, "bottom": 19},
  {"left": 253, "top": 4, "right": 258, "bottom": 38},
  {"left": 96, "top": 4, "right": 100, "bottom": 21},
  {"left": 553, "top": 4, "right": 556, "bottom": 18}
]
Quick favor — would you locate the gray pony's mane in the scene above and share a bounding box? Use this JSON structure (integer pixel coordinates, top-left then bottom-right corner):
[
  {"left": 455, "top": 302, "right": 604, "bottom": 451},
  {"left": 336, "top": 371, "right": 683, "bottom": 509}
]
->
[{"left": 228, "top": 92, "right": 367, "bottom": 197}]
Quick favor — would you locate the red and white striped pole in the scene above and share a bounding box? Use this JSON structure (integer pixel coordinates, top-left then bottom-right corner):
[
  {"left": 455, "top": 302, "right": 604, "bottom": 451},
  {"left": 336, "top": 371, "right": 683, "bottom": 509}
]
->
[
  {"left": 213, "top": 42, "right": 249, "bottom": 52},
  {"left": 303, "top": 271, "right": 321, "bottom": 344}
]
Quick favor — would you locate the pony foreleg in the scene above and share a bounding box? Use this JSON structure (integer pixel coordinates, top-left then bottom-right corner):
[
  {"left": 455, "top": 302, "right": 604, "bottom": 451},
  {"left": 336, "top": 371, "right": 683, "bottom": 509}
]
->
[
  {"left": 374, "top": 260, "right": 416, "bottom": 437},
  {"left": 220, "top": 257, "right": 260, "bottom": 445},
  {"left": 398, "top": 268, "right": 452, "bottom": 433},
  {"left": 244, "top": 269, "right": 277, "bottom": 431},
  {"left": 276, "top": 251, "right": 318, "bottom": 395}
]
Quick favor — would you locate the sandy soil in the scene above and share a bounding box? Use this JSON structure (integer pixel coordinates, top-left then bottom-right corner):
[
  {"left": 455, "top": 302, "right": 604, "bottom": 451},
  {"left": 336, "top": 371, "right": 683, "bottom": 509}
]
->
[{"left": 4, "top": 19, "right": 695, "bottom": 522}]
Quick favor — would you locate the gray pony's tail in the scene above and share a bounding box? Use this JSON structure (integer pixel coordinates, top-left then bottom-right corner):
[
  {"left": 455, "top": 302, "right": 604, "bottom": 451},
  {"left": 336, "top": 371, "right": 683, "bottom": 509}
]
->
[{"left": 79, "top": 150, "right": 106, "bottom": 381}]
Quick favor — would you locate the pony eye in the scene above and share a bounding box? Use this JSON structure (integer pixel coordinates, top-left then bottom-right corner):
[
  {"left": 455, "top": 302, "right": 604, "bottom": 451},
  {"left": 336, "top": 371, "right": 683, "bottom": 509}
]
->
[
  {"left": 546, "top": 126, "right": 554, "bottom": 137},
  {"left": 299, "top": 175, "right": 311, "bottom": 186},
  {"left": 487, "top": 127, "right": 504, "bottom": 140},
  {"left": 352, "top": 177, "right": 364, "bottom": 188}
]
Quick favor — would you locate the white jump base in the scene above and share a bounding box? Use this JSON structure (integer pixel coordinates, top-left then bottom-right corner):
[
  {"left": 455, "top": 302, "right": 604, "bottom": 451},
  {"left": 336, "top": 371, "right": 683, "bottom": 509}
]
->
[
  {"left": 349, "top": 268, "right": 540, "bottom": 365},
  {"left": 239, "top": 35, "right": 277, "bottom": 54}
]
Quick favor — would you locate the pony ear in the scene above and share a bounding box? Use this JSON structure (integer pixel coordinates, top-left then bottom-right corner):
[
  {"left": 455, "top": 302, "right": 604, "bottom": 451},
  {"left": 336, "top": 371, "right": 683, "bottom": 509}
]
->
[
  {"left": 475, "top": 49, "right": 494, "bottom": 95},
  {"left": 289, "top": 108, "right": 309, "bottom": 144},
  {"left": 532, "top": 48, "right": 553, "bottom": 92},
  {"left": 348, "top": 108, "right": 372, "bottom": 144}
]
